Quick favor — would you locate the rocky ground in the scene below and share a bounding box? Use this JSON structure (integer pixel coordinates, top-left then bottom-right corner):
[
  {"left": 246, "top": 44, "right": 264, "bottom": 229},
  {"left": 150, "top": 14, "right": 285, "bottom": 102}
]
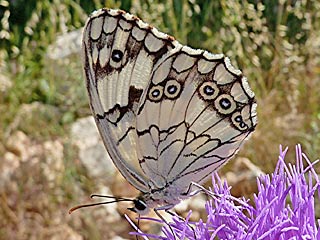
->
[{"left": 0, "top": 110, "right": 262, "bottom": 239}]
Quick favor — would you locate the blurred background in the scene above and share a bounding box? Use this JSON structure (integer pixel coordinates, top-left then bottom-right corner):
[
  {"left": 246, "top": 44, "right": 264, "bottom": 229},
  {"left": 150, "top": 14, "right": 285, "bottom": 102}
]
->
[{"left": 0, "top": 0, "right": 319, "bottom": 239}]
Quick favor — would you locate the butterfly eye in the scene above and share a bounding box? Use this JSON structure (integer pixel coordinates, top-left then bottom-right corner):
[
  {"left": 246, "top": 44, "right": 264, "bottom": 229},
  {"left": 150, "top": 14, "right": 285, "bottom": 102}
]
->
[
  {"left": 164, "top": 80, "right": 181, "bottom": 99},
  {"left": 214, "top": 94, "right": 236, "bottom": 114},
  {"left": 199, "top": 81, "right": 219, "bottom": 100},
  {"left": 111, "top": 49, "right": 124, "bottom": 62},
  {"left": 148, "top": 85, "right": 163, "bottom": 101},
  {"left": 135, "top": 200, "right": 147, "bottom": 211}
]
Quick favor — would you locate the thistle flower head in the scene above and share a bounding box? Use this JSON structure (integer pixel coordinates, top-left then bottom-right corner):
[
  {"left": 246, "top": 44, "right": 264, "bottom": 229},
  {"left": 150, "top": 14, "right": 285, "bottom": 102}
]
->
[{"left": 127, "top": 145, "right": 320, "bottom": 239}]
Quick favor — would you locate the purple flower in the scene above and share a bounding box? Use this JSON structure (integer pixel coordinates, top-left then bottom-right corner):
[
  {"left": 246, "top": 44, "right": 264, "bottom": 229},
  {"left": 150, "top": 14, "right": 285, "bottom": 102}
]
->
[{"left": 127, "top": 145, "right": 320, "bottom": 239}]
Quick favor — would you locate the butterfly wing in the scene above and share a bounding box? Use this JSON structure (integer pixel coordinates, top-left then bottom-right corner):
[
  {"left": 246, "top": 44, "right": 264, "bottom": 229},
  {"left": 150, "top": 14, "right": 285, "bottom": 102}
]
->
[
  {"left": 82, "top": 9, "right": 181, "bottom": 192},
  {"left": 136, "top": 46, "right": 257, "bottom": 190}
]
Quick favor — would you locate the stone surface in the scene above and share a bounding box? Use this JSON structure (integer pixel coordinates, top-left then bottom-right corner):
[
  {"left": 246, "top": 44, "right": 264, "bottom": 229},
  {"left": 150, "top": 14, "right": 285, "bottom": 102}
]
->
[
  {"left": 5, "top": 131, "right": 31, "bottom": 160},
  {"left": 3, "top": 130, "right": 65, "bottom": 185},
  {"left": 71, "top": 116, "right": 116, "bottom": 179},
  {"left": 47, "top": 28, "right": 82, "bottom": 59},
  {"left": 42, "top": 140, "right": 65, "bottom": 184}
]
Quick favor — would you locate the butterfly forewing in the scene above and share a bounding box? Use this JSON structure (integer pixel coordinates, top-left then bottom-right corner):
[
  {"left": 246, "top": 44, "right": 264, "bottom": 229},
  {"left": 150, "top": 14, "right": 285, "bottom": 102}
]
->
[{"left": 82, "top": 9, "right": 181, "bottom": 192}]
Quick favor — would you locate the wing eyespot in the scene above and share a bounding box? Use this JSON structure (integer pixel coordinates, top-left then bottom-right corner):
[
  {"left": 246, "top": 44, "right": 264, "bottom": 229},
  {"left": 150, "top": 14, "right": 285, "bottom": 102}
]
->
[
  {"left": 199, "top": 81, "right": 219, "bottom": 100},
  {"left": 164, "top": 79, "right": 181, "bottom": 99},
  {"left": 111, "top": 49, "right": 124, "bottom": 62},
  {"left": 231, "top": 112, "right": 248, "bottom": 131},
  {"left": 214, "top": 94, "right": 236, "bottom": 115},
  {"left": 220, "top": 98, "right": 231, "bottom": 109},
  {"left": 148, "top": 85, "right": 163, "bottom": 102},
  {"left": 234, "top": 115, "right": 242, "bottom": 122}
]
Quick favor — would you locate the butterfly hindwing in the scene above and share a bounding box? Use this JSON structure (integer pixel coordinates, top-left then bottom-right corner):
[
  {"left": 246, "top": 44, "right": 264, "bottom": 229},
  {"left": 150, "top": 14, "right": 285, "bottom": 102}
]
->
[
  {"left": 136, "top": 46, "right": 257, "bottom": 191},
  {"left": 83, "top": 9, "right": 180, "bottom": 192}
]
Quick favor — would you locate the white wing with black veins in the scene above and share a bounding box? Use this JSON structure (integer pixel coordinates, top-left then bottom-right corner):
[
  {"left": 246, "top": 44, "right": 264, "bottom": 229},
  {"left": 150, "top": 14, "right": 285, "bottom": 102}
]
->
[
  {"left": 83, "top": 9, "right": 181, "bottom": 192},
  {"left": 136, "top": 47, "right": 257, "bottom": 191},
  {"left": 83, "top": 8, "right": 257, "bottom": 196}
]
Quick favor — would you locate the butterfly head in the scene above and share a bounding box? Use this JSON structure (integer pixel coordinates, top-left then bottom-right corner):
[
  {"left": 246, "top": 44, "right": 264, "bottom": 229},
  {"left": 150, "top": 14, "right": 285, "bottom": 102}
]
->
[{"left": 127, "top": 196, "right": 150, "bottom": 215}]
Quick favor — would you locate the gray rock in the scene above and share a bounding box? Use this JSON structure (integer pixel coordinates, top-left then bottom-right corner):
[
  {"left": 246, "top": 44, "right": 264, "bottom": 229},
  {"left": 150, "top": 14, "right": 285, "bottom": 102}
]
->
[
  {"left": 47, "top": 28, "right": 83, "bottom": 59},
  {"left": 71, "top": 116, "right": 116, "bottom": 179},
  {"left": 3, "top": 130, "right": 65, "bottom": 187}
]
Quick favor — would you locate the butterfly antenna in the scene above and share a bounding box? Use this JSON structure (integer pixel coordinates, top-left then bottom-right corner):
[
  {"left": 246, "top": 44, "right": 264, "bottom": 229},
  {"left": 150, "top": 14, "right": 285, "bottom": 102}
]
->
[
  {"left": 90, "top": 194, "right": 133, "bottom": 201},
  {"left": 69, "top": 195, "right": 134, "bottom": 214}
]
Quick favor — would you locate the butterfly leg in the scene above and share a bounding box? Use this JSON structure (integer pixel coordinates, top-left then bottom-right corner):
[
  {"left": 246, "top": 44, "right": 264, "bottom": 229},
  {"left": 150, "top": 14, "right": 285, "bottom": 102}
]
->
[
  {"left": 181, "top": 182, "right": 204, "bottom": 198},
  {"left": 154, "top": 206, "right": 178, "bottom": 239},
  {"left": 184, "top": 181, "right": 218, "bottom": 199}
]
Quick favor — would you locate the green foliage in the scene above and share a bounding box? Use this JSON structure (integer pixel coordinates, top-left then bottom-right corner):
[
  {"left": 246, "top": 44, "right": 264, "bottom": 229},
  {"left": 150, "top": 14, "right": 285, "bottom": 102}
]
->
[{"left": 0, "top": 0, "right": 102, "bottom": 138}]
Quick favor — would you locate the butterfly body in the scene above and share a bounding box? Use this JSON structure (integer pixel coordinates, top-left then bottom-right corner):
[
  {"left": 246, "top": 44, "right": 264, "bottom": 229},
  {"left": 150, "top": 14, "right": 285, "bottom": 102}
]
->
[{"left": 82, "top": 8, "right": 257, "bottom": 214}]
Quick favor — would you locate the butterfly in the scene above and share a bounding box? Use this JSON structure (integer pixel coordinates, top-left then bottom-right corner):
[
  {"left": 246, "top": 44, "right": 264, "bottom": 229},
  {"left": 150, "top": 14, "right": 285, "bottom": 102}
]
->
[{"left": 72, "top": 8, "right": 257, "bottom": 215}]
